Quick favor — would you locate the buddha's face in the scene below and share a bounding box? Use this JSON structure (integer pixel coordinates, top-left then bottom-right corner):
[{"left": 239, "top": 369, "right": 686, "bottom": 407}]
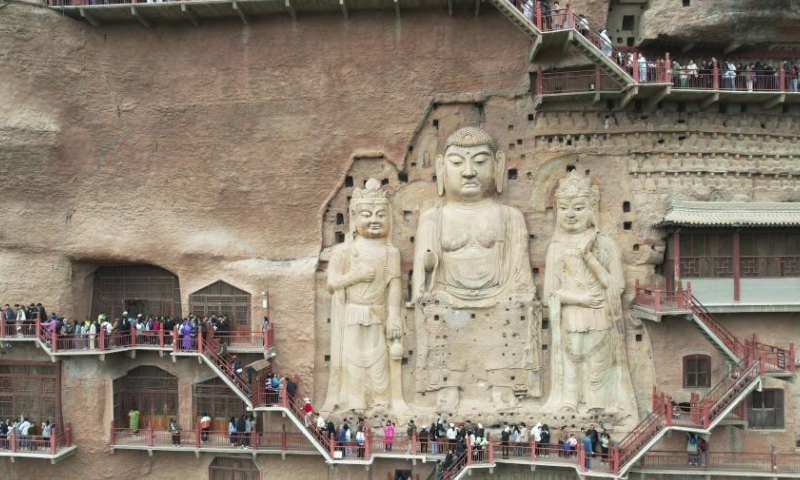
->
[
  {"left": 442, "top": 144, "right": 495, "bottom": 202},
  {"left": 354, "top": 202, "right": 389, "bottom": 239},
  {"left": 557, "top": 196, "right": 593, "bottom": 234}
]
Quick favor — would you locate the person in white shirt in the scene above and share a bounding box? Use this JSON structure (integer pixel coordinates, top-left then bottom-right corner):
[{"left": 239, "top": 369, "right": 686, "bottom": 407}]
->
[{"left": 18, "top": 417, "right": 31, "bottom": 450}]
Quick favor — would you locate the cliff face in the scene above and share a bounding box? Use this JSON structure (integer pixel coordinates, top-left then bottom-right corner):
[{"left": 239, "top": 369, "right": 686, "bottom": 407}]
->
[{"left": 638, "top": 0, "right": 800, "bottom": 48}]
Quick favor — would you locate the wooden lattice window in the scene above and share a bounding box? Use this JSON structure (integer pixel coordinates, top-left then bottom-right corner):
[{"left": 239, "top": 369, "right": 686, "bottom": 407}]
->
[
  {"left": 0, "top": 362, "right": 61, "bottom": 427},
  {"left": 209, "top": 457, "right": 260, "bottom": 480},
  {"left": 114, "top": 366, "right": 178, "bottom": 429},
  {"left": 683, "top": 354, "right": 711, "bottom": 388},
  {"left": 91, "top": 264, "right": 182, "bottom": 320},
  {"left": 189, "top": 281, "right": 252, "bottom": 331},
  {"left": 748, "top": 389, "right": 784, "bottom": 429},
  {"left": 193, "top": 378, "right": 248, "bottom": 430}
]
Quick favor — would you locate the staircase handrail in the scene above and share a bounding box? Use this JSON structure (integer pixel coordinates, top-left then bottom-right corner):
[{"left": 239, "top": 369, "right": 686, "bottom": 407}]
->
[
  {"left": 279, "top": 385, "right": 332, "bottom": 454},
  {"left": 570, "top": 11, "right": 632, "bottom": 80},
  {"left": 688, "top": 294, "right": 746, "bottom": 358},
  {"left": 199, "top": 335, "right": 252, "bottom": 397},
  {"left": 616, "top": 409, "right": 666, "bottom": 466},
  {"left": 441, "top": 452, "right": 469, "bottom": 480}
]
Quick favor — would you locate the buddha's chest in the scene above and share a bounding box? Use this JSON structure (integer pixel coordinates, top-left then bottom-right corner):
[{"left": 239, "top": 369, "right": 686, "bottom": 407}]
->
[{"left": 441, "top": 214, "right": 503, "bottom": 253}]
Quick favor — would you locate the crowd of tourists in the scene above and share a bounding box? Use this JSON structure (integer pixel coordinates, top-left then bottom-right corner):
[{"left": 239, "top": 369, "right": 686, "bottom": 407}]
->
[{"left": 0, "top": 417, "right": 56, "bottom": 451}]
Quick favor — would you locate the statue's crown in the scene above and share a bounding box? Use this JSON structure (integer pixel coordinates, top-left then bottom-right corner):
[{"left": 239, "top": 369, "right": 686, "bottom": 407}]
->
[
  {"left": 351, "top": 178, "right": 388, "bottom": 204},
  {"left": 555, "top": 170, "right": 595, "bottom": 199},
  {"left": 444, "top": 127, "right": 498, "bottom": 153}
]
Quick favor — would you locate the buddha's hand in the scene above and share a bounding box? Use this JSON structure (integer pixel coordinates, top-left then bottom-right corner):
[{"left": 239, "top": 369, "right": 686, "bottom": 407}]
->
[
  {"left": 386, "top": 319, "right": 402, "bottom": 340},
  {"left": 579, "top": 232, "right": 597, "bottom": 259}
]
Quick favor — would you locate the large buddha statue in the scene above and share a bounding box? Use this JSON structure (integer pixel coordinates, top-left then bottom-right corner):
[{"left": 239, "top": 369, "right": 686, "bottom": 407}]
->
[
  {"left": 543, "top": 171, "right": 637, "bottom": 416},
  {"left": 413, "top": 127, "right": 541, "bottom": 409},
  {"left": 322, "top": 179, "right": 407, "bottom": 413}
]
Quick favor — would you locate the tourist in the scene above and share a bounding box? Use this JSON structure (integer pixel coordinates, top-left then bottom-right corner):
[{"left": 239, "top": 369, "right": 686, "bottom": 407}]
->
[
  {"left": 429, "top": 422, "right": 438, "bottom": 454},
  {"left": 42, "top": 420, "right": 51, "bottom": 450},
  {"left": 540, "top": 424, "right": 551, "bottom": 457},
  {"left": 587, "top": 424, "right": 599, "bottom": 454},
  {"left": 518, "top": 422, "right": 529, "bottom": 456},
  {"left": 419, "top": 425, "right": 429, "bottom": 453},
  {"left": 599, "top": 428, "right": 610, "bottom": 463},
  {"left": 531, "top": 422, "right": 542, "bottom": 456},
  {"left": 406, "top": 419, "right": 417, "bottom": 452},
  {"left": 169, "top": 418, "right": 182, "bottom": 447},
  {"left": 745, "top": 64, "right": 755, "bottom": 91},
  {"left": 581, "top": 430, "right": 593, "bottom": 470},
  {"left": 356, "top": 426, "right": 366, "bottom": 458},
  {"left": 383, "top": 420, "right": 394, "bottom": 451},
  {"left": 686, "top": 59, "right": 698, "bottom": 87},
  {"left": 638, "top": 54, "right": 647, "bottom": 82},
  {"left": 790, "top": 62, "right": 798, "bottom": 92},
  {"left": 552, "top": 1, "right": 561, "bottom": 28},
  {"left": 723, "top": 60, "right": 736, "bottom": 89},
  {"left": 180, "top": 319, "right": 193, "bottom": 350},
  {"left": 200, "top": 412, "right": 211, "bottom": 443},
  {"left": 687, "top": 432, "right": 699, "bottom": 466},
  {"left": 128, "top": 407, "right": 140, "bottom": 434},
  {"left": 541, "top": 0, "right": 552, "bottom": 29},
  {"left": 698, "top": 436, "right": 708, "bottom": 467},
  {"left": 18, "top": 417, "right": 31, "bottom": 450},
  {"left": 599, "top": 29, "right": 612, "bottom": 57},
  {"left": 500, "top": 426, "right": 511, "bottom": 459},
  {"left": 228, "top": 417, "right": 238, "bottom": 446},
  {"left": 511, "top": 425, "right": 521, "bottom": 456},
  {"left": 522, "top": 0, "right": 533, "bottom": 22}
]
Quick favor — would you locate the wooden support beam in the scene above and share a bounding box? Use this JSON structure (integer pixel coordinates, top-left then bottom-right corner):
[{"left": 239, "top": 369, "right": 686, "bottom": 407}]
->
[
  {"left": 763, "top": 93, "right": 786, "bottom": 110},
  {"left": 339, "top": 0, "right": 347, "bottom": 18},
  {"left": 448, "top": 0, "right": 453, "bottom": 16},
  {"left": 474, "top": 0, "right": 480, "bottom": 16},
  {"left": 232, "top": 1, "right": 248, "bottom": 24},
  {"left": 645, "top": 85, "right": 670, "bottom": 112},
  {"left": 79, "top": 8, "right": 101, "bottom": 27},
  {"left": 619, "top": 86, "right": 638, "bottom": 110},
  {"left": 130, "top": 6, "right": 151, "bottom": 28},
  {"left": 285, "top": 0, "right": 296, "bottom": 21},
  {"left": 700, "top": 92, "right": 719, "bottom": 110},
  {"left": 180, "top": 4, "right": 200, "bottom": 27},
  {"left": 527, "top": 35, "right": 541, "bottom": 63},
  {"left": 394, "top": 0, "right": 399, "bottom": 17}
]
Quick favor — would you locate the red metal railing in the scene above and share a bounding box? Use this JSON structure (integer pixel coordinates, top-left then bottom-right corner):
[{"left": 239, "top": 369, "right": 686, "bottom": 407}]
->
[
  {"left": 3, "top": 423, "right": 72, "bottom": 456},
  {"left": 633, "top": 281, "right": 691, "bottom": 311},
  {"left": 536, "top": 68, "right": 621, "bottom": 94},
  {"left": 208, "top": 328, "right": 274, "bottom": 350},
  {"left": 0, "top": 312, "right": 41, "bottom": 339},
  {"left": 199, "top": 333, "right": 253, "bottom": 399},
  {"left": 639, "top": 450, "right": 778, "bottom": 472}
]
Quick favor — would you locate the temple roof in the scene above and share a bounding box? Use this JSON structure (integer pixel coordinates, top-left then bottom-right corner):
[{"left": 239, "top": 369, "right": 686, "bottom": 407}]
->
[{"left": 658, "top": 201, "right": 800, "bottom": 228}]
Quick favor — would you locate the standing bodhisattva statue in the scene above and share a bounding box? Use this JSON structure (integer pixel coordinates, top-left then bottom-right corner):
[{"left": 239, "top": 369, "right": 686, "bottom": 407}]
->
[
  {"left": 322, "top": 178, "right": 407, "bottom": 413},
  {"left": 543, "top": 170, "right": 637, "bottom": 415},
  {"left": 413, "top": 127, "right": 541, "bottom": 409}
]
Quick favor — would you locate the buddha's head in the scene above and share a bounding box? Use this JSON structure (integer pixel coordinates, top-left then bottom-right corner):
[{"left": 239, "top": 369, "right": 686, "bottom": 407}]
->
[
  {"left": 349, "top": 178, "right": 391, "bottom": 241},
  {"left": 555, "top": 170, "right": 599, "bottom": 234},
  {"left": 436, "top": 127, "right": 506, "bottom": 203}
]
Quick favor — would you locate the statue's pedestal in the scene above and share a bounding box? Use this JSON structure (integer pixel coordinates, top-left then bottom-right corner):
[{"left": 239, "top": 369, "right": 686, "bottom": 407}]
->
[{"left": 414, "top": 291, "right": 542, "bottom": 411}]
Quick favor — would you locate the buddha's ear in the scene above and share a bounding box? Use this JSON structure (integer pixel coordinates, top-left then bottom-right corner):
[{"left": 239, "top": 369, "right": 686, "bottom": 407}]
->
[
  {"left": 494, "top": 151, "right": 506, "bottom": 194},
  {"left": 435, "top": 154, "right": 445, "bottom": 196}
]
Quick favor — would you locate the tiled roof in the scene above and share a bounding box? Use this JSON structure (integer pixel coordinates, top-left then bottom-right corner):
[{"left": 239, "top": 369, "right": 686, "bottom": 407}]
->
[{"left": 657, "top": 201, "right": 800, "bottom": 227}]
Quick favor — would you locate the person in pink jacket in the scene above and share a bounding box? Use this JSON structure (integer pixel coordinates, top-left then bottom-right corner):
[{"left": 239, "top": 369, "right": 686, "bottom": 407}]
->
[{"left": 383, "top": 420, "right": 394, "bottom": 452}]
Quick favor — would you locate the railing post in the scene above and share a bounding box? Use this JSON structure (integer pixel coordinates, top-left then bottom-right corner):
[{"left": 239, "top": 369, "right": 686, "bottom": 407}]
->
[
  {"left": 665, "top": 52, "right": 671, "bottom": 84},
  {"left": 535, "top": 0, "right": 542, "bottom": 29},
  {"left": 173, "top": 326, "right": 179, "bottom": 353},
  {"left": 531, "top": 439, "right": 536, "bottom": 463},
  {"left": 789, "top": 342, "right": 796, "bottom": 373},
  {"left": 488, "top": 441, "right": 494, "bottom": 463},
  {"left": 365, "top": 428, "right": 371, "bottom": 459},
  {"left": 614, "top": 446, "right": 620, "bottom": 475},
  {"left": 578, "top": 440, "right": 585, "bottom": 472},
  {"left": 99, "top": 327, "right": 105, "bottom": 351},
  {"left": 0, "top": 311, "right": 5, "bottom": 339},
  {"left": 110, "top": 422, "right": 115, "bottom": 445},
  {"left": 10, "top": 430, "right": 16, "bottom": 453},
  {"left": 52, "top": 331, "right": 57, "bottom": 352},
  {"left": 131, "top": 326, "right": 136, "bottom": 347},
  {"left": 281, "top": 424, "right": 287, "bottom": 451},
  {"left": 666, "top": 396, "right": 673, "bottom": 426},
  {"left": 148, "top": 426, "right": 153, "bottom": 448},
  {"left": 159, "top": 328, "right": 164, "bottom": 348},
  {"left": 50, "top": 427, "right": 57, "bottom": 455},
  {"left": 654, "top": 289, "right": 661, "bottom": 312},
  {"left": 632, "top": 52, "right": 639, "bottom": 84},
  {"left": 281, "top": 383, "right": 288, "bottom": 408},
  {"left": 36, "top": 317, "right": 41, "bottom": 339},
  {"left": 329, "top": 432, "right": 335, "bottom": 459},
  {"left": 251, "top": 428, "right": 257, "bottom": 449},
  {"left": 779, "top": 67, "right": 786, "bottom": 92},
  {"left": 703, "top": 400, "right": 710, "bottom": 429},
  {"left": 467, "top": 436, "right": 472, "bottom": 465},
  {"left": 536, "top": 65, "right": 543, "bottom": 94},
  {"left": 771, "top": 445, "right": 777, "bottom": 471},
  {"left": 713, "top": 59, "right": 719, "bottom": 90},
  {"left": 412, "top": 429, "right": 417, "bottom": 455},
  {"left": 198, "top": 332, "right": 203, "bottom": 354},
  {"left": 263, "top": 328, "right": 269, "bottom": 350},
  {"left": 651, "top": 385, "right": 657, "bottom": 410},
  {"left": 595, "top": 65, "right": 601, "bottom": 91},
  {"left": 195, "top": 421, "right": 201, "bottom": 448}
]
